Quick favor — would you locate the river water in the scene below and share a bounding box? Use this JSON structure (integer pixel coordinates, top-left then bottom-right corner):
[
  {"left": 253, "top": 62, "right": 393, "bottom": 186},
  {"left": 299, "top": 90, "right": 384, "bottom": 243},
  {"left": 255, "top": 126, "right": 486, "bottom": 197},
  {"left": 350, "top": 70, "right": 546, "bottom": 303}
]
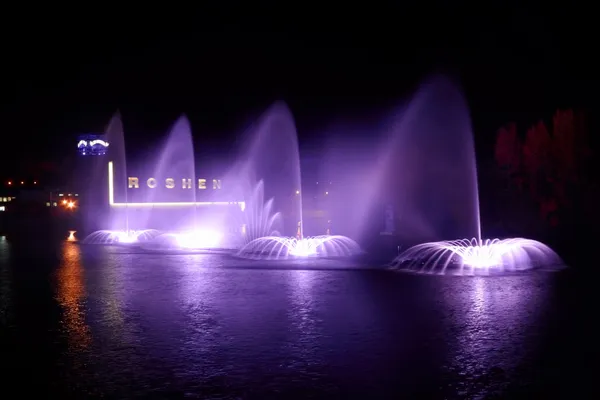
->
[{"left": 0, "top": 239, "right": 592, "bottom": 399}]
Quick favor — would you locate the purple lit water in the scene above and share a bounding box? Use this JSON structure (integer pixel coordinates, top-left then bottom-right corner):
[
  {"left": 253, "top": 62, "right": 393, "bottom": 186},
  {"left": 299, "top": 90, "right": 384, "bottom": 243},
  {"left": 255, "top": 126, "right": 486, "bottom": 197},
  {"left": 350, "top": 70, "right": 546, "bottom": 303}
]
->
[
  {"left": 83, "top": 103, "right": 364, "bottom": 256},
  {"left": 116, "top": 115, "right": 200, "bottom": 231},
  {"left": 149, "top": 116, "right": 197, "bottom": 206},
  {"left": 238, "top": 180, "right": 282, "bottom": 243},
  {"left": 372, "top": 76, "right": 481, "bottom": 244},
  {"left": 105, "top": 113, "right": 129, "bottom": 232},
  {"left": 79, "top": 112, "right": 129, "bottom": 233},
  {"left": 0, "top": 240, "right": 587, "bottom": 398},
  {"left": 381, "top": 76, "right": 561, "bottom": 273},
  {"left": 229, "top": 102, "right": 305, "bottom": 237},
  {"left": 85, "top": 114, "right": 234, "bottom": 244}
]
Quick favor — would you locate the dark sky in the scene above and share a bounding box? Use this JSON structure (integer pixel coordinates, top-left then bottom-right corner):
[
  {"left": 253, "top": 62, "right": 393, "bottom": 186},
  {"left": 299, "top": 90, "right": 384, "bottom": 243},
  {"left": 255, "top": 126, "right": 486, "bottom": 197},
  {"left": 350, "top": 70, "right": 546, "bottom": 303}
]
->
[{"left": 1, "top": 3, "right": 595, "bottom": 174}]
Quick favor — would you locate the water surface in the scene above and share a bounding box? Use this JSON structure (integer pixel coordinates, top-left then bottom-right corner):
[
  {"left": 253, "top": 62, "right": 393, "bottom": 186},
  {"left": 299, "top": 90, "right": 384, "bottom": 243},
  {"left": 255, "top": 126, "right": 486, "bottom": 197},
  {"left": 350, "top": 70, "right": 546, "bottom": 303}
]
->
[{"left": 0, "top": 240, "right": 590, "bottom": 399}]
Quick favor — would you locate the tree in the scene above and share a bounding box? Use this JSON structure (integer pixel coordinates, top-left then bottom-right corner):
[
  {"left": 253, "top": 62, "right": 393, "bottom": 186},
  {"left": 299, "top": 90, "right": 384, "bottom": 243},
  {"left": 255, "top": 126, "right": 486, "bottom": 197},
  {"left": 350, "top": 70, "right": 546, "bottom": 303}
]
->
[
  {"left": 492, "top": 109, "right": 594, "bottom": 233},
  {"left": 494, "top": 123, "right": 521, "bottom": 174},
  {"left": 552, "top": 110, "right": 575, "bottom": 183},
  {"left": 550, "top": 109, "right": 596, "bottom": 232},
  {"left": 492, "top": 124, "right": 538, "bottom": 235},
  {"left": 552, "top": 109, "right": 591, "bottom": 188},
  {"left": 522, "top": 121, "right": 551, "bottom": 202}
]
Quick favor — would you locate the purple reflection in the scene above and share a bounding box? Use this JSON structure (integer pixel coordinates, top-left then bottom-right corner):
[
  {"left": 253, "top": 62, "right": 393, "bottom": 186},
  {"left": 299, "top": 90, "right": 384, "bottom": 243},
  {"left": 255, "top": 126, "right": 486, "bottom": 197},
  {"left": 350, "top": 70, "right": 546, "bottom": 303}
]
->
[{"left": 391, "top": 237, "right": 563, "bottom": 275}]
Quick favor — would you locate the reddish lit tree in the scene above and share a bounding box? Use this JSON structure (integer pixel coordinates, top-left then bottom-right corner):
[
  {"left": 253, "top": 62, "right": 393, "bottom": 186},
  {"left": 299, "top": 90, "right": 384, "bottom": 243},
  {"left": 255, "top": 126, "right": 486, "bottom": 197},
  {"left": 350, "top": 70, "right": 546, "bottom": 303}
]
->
[
  {"left": 550, "top": 110, "right": 574, "bottom": 207},
  {"left": 551, "top": 109, "right": 591, "bottom": 187},
  {"left": 491, "top": 123, "right": 539, "bottom": 234},
  {"left": 522, "top": 120, "right": 551, "bottom": 202},
  {"left": 494, "top": 123, "right": 521, "bottom": 174},
  {"left": 493, "top": 109, "right": 593, "bottom": 232},
  {"left": 552, "top": 110, "right": 575, "bottom": 181},
  {"left": 550, "top": 109, "right": 594, "bottom": 229}
]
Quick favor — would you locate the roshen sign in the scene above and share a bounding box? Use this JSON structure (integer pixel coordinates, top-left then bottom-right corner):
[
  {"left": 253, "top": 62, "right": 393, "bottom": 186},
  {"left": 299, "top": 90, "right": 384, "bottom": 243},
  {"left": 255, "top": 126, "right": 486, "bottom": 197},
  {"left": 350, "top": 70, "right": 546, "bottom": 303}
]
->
[
  {"left": 108, "top": 162, "right": 244, "bottom": 210},
  {"left": 128, "top": 177, "right": 222, "bottom": 190}
]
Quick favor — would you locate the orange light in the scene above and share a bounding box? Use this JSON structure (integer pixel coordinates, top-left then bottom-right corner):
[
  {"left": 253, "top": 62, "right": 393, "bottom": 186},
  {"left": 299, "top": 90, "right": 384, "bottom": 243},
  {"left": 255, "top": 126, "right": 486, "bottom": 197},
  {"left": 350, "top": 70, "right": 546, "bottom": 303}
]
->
[
  {"left": 67, "top": 201, "right": 75, "bottom": 209},
  {"left": 7, "top": 181, "right": 11, "bottom": 185},
  {"left": 62, "top": 199, "right": 67, "bottom": 205}
]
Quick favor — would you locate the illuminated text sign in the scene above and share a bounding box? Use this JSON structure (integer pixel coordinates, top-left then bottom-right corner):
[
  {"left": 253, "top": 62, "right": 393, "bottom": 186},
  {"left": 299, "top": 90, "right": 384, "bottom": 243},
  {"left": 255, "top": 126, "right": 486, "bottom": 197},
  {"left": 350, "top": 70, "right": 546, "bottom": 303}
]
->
[
  {"left": 127, "top": 177, "right": 222, "bottom": 190},
  {"left": 108, "top": 162, "right": 244, "bottom": 210}
]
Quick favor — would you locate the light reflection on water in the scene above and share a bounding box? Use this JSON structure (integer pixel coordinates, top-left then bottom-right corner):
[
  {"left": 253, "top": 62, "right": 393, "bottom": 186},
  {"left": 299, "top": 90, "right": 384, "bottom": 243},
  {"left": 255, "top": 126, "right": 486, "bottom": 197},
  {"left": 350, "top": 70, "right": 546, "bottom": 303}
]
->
[
  {"left": 56, "top": 242, "right": 91, "bottom": 350},
  {"left": 285, "top": 270, "right": 321, "bottom": 370},
  {"left": 440, "top": 275, "right": 550, "bottom": 398},
  {"left": 1, "top": 242, "right": 580, "bottom": 398},
  {"left": 0, "top": 237, "right": 13, "bottom": 326}
]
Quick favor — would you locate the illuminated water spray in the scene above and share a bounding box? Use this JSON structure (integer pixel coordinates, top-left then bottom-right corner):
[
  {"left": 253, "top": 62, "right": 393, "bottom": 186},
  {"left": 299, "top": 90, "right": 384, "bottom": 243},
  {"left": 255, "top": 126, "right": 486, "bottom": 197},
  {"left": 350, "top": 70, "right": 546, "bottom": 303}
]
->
[
  {"left": 236, "top": 180, "right": 362, "bottom": 259},
  {"left": 391, "top": 238, "right": 561, "bottom": 275},
  {"left": 386, "top": 76, "right": 561, "bottom": 274},
  {"left": 105, "top": 113, "right": 130, "bottom": 232},
  {"left": 232, "top": 103, "right": 362, "bottom": 260},
  {"left": 81, "top": 229, "right": 160, "bottom": 245},
  {"left": 82, "top": 114, "right": 244, "bottom": 249}
]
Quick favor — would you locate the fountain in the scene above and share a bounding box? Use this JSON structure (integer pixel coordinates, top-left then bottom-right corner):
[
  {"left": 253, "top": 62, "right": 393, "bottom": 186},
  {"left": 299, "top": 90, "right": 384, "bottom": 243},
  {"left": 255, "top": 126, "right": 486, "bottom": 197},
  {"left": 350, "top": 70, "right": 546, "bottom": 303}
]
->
[
  {"left": 76, "top": 113, "right": 128, "bottom": 234},
  {"left": 80, "top": 112, "right": 136, "bottom": 243},
  {"left": 79, "top": 84, "right": 559, "bottom": 269},
  {"left": 392, "top": 238, "right": 561, "bottom": 275},
  {"left": 238, "top": 235, "right": 362, "bottom": 260},
  {"left": 138, "top": 229, "right": 225, "bottom": 252},
  {"left": 238, "top": 180, "right": 283, "bottom": 243},
  {"left": 233, "top": 102, "right": 362, "bottom": 260},
  {"left": 80, "top": 105, "right": 360, "bottom": 258},
  {"left": 236, "top": 179, "right": 361, "bottom": 259},
  {"left": 82, "top": 114, "right": 242, "bottom": 249},
  {"left": 385, "top": 76, "right": 562, "bottom": 274},
  {"left": 82, "top": 229, "right": 160, "bottom": 245}
]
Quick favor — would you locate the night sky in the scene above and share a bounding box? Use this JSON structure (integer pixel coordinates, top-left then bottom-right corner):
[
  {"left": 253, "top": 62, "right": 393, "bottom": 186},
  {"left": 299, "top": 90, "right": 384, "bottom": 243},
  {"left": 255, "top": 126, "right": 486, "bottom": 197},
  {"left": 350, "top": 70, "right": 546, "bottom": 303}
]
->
[{"left": 1, "top": 3, "right": 595, "bottom": 176}]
